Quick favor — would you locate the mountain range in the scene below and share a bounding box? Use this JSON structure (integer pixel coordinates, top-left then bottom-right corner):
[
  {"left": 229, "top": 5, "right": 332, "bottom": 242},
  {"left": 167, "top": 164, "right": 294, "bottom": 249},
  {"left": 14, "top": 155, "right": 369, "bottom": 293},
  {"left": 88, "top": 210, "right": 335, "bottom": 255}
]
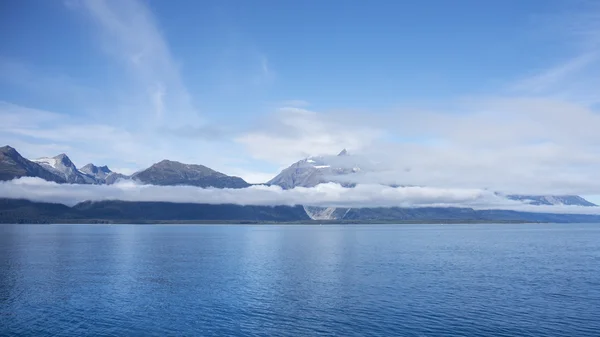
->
[
  {"left": 0, "top": 146, "right": 65, "bottom": 183},
  {"left": 0, "top": 144, "right": 598, "bottom": 223},
  {"left": 0, "top": 145, "right": 249, "bottom": 188},
  {"left": 3, "top": 198, "right": 600, "bottom": 224},
  {"left": 32, "top": 154, "right": 99, "bottom": 184},
  {"left": 266, "top": 148, "right": 597, "bottom": 219}
]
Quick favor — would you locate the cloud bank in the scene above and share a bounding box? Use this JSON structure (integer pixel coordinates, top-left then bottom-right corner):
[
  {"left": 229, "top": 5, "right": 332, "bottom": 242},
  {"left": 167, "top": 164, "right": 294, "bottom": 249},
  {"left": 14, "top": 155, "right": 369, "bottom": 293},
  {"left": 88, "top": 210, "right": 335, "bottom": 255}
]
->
[
  {"left": 2, "top": 178, "right": 600, "bottom": 215},
  {"left": 237, "top": 97, "right": 600, "bottom": 196}
]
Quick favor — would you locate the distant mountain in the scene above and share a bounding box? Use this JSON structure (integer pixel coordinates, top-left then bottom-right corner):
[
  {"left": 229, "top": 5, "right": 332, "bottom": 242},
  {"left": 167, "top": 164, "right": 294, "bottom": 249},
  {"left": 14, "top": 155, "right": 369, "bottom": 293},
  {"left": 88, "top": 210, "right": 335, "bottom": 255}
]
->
[
  {"left": 0, "top": 146, "right": 65, "bottom": 183},
  {"left": 275, "top": 150, "right": 597, "bottom": 219},
  {"left": 0, "top": 199, "right": 310, "bottom": 223},
  {"left": 73, "top": 200, "right": 308, "bottom": 221},
  {"left": 268, "top": 149, "right": 358, "bottom": 189},
  {"left": 0, "top": 198, "right": 75, "bottom": 223},
  {"left": 3, "top": 146, "right": 251, "bottom": 188},
  {"left": 131, "top": 160, "right": 250, "bottom": 188},
  {"left": 3, "top": 198, "right": 600, "bottom": 224},
  {"left": 105, "top": 172, "right": 129, "bottom": 185},
  {"left": 32, "top": 154, "right": 96, "bottom": 184},
  {"left": 80, "top": 164, "right": 112, "bottom": 183},
  {"left": 506, "top": 194, "right": 596, "bottom": 207},
  {"left": 1, "top": 144, "right": 597, "bottom": 220}
]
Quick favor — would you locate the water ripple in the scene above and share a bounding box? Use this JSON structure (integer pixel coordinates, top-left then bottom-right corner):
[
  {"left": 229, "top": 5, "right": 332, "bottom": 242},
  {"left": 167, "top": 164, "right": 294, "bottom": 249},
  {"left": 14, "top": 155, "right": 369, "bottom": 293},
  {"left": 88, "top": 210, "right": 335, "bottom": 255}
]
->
[{"left": 1, "top": 223, "right": 600, "bottom": 336}]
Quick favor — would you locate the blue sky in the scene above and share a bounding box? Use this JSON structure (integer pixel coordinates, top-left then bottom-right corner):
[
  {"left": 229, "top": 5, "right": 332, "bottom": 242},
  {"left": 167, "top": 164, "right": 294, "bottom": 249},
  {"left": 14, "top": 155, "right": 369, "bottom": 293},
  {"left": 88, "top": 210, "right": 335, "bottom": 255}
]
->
[{"left": 2, "top": 0, "right": 600, "bottom": 199}]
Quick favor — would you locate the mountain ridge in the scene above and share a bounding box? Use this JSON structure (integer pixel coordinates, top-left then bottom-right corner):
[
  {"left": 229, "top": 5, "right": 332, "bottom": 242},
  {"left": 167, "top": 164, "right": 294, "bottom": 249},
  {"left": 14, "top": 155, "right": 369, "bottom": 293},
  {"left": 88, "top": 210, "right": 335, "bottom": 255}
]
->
[
  {"left": 32, "top": 153, "right": 96, "bottom": 184},
  {"left": 2, "top": 198, "right": 600, "bottom": 224},
  {"left": 130, "top": 159, "right": 250, "bottom": 188},
  {"left": 267, "top": 149, "right": 359, "bottom": 189},
  {"left": 80, "top": 163, "right": 112, "bottom": 183},
  {"left": 0, "top": 145, "right": 597, "bottom": 222},
  {"left": 0, "top": 146, "right": 248, "bottom": 189},
  {"left": 269, "top": 150, "right": 598, "bottom": 212},
  {"left": 0, "top": 146, "right": 66, "bottom": 183}
]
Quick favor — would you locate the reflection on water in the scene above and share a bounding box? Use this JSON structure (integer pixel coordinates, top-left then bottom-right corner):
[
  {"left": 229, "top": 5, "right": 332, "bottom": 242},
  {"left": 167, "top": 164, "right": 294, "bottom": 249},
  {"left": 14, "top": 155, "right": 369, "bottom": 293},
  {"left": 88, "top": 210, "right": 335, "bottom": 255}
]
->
[{"left": 1, "top": 224, "right": 600, "bottom": 336}]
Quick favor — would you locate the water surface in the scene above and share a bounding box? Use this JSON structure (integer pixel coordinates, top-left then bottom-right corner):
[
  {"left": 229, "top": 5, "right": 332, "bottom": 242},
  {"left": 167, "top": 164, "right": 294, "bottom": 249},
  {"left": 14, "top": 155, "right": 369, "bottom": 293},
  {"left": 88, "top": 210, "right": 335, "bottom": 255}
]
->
[{"left": 1, "top": 224, "right": 600, "bottom": 336}]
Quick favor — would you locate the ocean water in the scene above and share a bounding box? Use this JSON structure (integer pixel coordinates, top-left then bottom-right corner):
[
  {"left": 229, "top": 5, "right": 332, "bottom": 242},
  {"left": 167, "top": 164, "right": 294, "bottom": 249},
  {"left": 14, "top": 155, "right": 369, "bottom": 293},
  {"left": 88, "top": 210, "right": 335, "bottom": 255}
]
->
[{"left": 1, "top": 224, "right": 599, "bottom": 336}]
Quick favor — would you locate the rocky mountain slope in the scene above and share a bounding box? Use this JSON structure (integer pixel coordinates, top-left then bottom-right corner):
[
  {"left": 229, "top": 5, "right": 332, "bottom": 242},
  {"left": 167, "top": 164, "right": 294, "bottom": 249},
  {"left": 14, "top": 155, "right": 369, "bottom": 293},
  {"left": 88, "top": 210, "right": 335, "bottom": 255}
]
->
[
  {"left": 32, "top": 154, "right": 96, "bottom": 184},
  {"left": 268, "top": 149, "right": 358, "bottom": 189},
  {"left": 131, "top": 160, "right": 250, "bottom": 188},
  {"left": 1, "top": 144, "right": 598, "bottom": 223},
  {"left": 270, "top": 150, "right": 596, "bottom": 207},
  {"left": 0, "top": 146, "right": 65, "bottom": 183},
  {"left": 0, "top": 146, "right": 248, "bottom": 188},
  {"left": 105, "top": 172, "right": 129, "bottom": 185},
  {"left": 276, "top": 150, "right": 597, "bottom": 220},
  {"left": 79, "top": 164, "right": 113, "bottom": 183}
]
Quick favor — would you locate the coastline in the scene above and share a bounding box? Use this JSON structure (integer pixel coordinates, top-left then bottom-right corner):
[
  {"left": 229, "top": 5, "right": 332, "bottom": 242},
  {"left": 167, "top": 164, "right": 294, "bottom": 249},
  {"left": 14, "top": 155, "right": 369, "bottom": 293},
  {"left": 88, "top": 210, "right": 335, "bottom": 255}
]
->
[{"left": 3, "top": 219, "right": 542, "bottom": 225}]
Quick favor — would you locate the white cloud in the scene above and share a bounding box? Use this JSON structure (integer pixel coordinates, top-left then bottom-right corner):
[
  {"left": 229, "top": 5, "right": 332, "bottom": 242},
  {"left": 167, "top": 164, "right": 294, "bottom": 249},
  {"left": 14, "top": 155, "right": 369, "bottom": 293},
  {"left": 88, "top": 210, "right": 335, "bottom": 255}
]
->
[
  {"left": 6, "top": 91, "right": 600, "bottom": 196},
  {"left": 510, "top": 52, "right": 598, "bottom": 94},
  {"left": 255, "top": 54, "right": 274, "bottom": 85},
  {"left": 234, "top": 94, "right": 600, "bottom": 195},
  {"left": 2, "top": 177, "right": 600, "bottom": 215},
  {"left": 71, "top": 0, "right": 202, "bottom": 128},
  {"left": 0, "top": 101, "right": 246, "bottom": 176},
  {"left": 109, "top": 167, "right": 138, "bottom": 176},
  {"left": 226, "top": 169, "right": 279, "bottom": 185},
  {"left": 236, "top": 107, "right": 384, "bottom": 165}
]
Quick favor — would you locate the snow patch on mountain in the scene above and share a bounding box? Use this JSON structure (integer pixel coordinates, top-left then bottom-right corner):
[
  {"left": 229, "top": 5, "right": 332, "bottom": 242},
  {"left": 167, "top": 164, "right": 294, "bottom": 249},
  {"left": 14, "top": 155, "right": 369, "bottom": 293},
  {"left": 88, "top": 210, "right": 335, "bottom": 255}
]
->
[
  {"left": 269, "top": 149, "right": 597, "bottom": 213},
  {"left": 304, "top": 206, "right": 352, "bottom": 220},
  {"left": 267, "top": 149, "right": 360, "bottom": 189},
  {"left": 33, "top": 157, "right": 58, "bottom": 168},
  {"left": 32, "top": 154, "right": 96, "bottom": 184}
]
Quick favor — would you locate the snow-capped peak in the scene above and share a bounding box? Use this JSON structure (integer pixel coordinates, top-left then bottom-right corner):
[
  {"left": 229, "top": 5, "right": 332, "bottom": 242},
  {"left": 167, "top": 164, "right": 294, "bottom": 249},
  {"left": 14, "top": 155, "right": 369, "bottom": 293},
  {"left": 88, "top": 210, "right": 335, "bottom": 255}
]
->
[
  {"left": 33, "top": 154, "right": 75, "bottom": 170},
  {"left": 32, "top": 157, "right": 58, "bottom": 168},
  {"left": 31, "top": 154, "right": 96, "bottom": 184}
]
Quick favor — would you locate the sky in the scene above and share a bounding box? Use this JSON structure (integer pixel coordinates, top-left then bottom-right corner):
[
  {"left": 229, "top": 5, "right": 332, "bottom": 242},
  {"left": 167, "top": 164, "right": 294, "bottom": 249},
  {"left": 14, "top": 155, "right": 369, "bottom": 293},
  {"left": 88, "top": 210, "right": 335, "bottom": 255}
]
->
[{"left": 2, "top": 0, "right": 600, "bottom": 202}]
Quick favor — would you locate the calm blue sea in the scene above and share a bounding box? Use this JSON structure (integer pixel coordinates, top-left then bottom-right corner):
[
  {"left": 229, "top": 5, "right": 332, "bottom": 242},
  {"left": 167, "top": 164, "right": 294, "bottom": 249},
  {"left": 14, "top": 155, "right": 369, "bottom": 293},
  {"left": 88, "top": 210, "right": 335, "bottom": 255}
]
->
[{"left": 1, "top": 224, "right": 599, "bottom": 336}]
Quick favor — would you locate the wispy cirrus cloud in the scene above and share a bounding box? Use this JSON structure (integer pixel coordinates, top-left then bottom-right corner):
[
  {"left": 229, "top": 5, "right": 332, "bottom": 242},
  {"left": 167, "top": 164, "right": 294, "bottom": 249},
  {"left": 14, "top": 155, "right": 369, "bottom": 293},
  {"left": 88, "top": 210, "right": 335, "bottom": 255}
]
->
[
  {"left": 255, "top": 54, "right": 275, "bottom": 85},
  {"left": 1, "top": 1, "right": 252, "bottom": 177},
  {"left": 512, "top": 1, "right": 600, "bottom": 104},
  {"left": 72, "top": 0, "right": 200, "bottom": 127},
  {"left": 510, "top": 51, "right": 599, "bottom": 95}
]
